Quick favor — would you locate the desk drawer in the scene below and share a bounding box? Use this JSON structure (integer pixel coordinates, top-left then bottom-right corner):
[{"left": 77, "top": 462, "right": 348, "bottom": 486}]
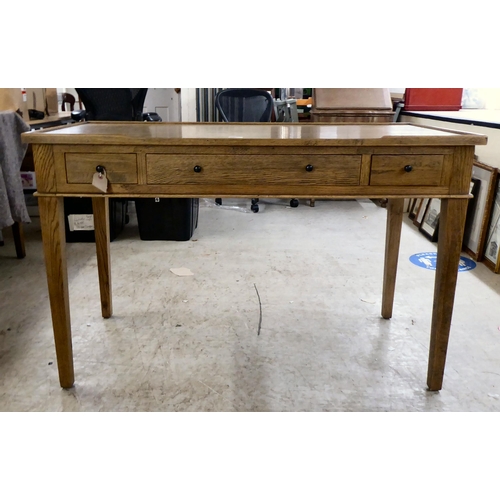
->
[
  {"left": 146, "top": 154, "right": 362, "bottom": 186},
  {"left": 370, "top": 154, "right": 444, "bottom": 186},
  {"left": 65, "top": 153, "right": 138, "bottom": 184}
]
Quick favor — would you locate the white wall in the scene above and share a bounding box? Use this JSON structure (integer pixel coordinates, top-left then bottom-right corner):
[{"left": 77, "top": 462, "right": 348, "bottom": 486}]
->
[
  {"left": 180, "top": 88, "right": 197, "bottom": 122},
  {"left": 401, "top": 115, "right": 500, "bottom": 168},
  {"left": 462, "top": 88, "right": 500, "bottom": 109}
]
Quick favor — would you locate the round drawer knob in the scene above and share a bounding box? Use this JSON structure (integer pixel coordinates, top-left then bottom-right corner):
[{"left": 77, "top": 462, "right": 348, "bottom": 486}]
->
[
  {"left": 404, "top": 165, "right": 413, "bottom": 172},
  {"left": 193, "top": 165, "right": 202, "bottom": 173},
  {"left": 305, "top": 164, "right": 314, "bottom": 172},
  {"left": 96, "top": 165, "right": 105, "bottom": 174}
]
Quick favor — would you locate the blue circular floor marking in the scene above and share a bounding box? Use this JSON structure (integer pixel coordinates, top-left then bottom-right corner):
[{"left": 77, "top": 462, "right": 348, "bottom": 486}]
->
[{"left": 409, "top": 252, "right": 476, "bottom": 272}]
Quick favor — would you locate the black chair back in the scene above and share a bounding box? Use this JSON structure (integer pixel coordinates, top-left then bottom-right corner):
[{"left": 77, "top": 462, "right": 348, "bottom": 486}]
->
[
  {"left": 75, "top": 88, "right": 148, "bottom": 121},
  {"left": 215, "top": 89, "right": 273, "bottom": 122}
]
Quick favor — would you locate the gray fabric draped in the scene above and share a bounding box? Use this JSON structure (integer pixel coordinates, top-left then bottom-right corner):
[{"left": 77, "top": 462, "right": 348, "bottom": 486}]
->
[{"left": 0, "top": 111, "right": 31, "bottom": 230}]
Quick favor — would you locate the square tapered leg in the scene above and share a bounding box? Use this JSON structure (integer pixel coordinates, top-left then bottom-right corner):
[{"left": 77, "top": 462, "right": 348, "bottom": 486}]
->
[{"left": 38, "top": 196, "right": 74, "bottom": 389}]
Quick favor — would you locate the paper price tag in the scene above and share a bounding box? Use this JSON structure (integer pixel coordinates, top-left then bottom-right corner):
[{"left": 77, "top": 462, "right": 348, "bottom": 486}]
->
[
  {"left": 68, "top": 214, "right": 94, "bottom": 231},
  {"left": 92, "top": 171, "right": 108, "bottom": 193}
]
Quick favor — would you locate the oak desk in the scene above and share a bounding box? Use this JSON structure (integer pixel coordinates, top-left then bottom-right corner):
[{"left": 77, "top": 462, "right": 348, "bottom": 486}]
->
[{"left": 22, "top": 122, "right": 487, "bottom": 391}]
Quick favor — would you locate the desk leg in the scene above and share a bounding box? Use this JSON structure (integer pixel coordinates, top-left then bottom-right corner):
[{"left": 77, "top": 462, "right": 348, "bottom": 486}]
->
[
  {"left": 92, "top": 197, "right": 113, "bottom": 318},
  {"left": 381, "top": 199, "right": 404, "bottom": 319},
  {"left": 39, "top": 197, "right": 74, "bottom": 389},
  {"left": 427, "top": 198, "right": 468, "bottom": 391}
]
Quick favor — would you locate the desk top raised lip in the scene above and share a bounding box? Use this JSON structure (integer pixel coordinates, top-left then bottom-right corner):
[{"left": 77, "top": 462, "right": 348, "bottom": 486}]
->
[{"left": 21, "top": 121, "right": 488, "bottom": 147}]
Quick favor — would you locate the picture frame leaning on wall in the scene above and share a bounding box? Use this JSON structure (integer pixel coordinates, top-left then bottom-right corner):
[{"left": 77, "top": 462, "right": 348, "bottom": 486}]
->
[
  {"left": 420, "top": 198, "right": 441, "bottom": 242},
  {"left": 408, "top": 198, "right": 419, "bottom": 220},
  {"left": 483, "top": 175, "right": 500, "bottom": 273},
  {"left": 413, "top": 198, "right": 429, "bottom": 229},
  {"left": 463, "top": 161, "right": 498, "bottom": 261}
]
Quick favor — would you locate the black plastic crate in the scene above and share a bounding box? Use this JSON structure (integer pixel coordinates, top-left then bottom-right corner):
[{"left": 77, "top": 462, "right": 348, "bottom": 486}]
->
[
  {"left": 135, "top": 198, "right": 199, "bottom": 241},
  {"left": 64, "top": 198, "right": 127, "bottom": 243}
]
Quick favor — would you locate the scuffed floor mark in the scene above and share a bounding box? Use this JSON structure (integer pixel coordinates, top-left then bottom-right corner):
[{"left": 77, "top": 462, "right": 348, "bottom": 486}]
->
[
  {"left": 197, "top": 379, "right": 233, "bottom": 406},
  {"left": 254, "top": 283, "right": 262, "bottom": 336}
]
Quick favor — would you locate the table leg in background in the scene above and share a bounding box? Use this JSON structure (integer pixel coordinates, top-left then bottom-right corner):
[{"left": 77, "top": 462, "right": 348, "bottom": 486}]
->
[
  {"left": 427, "top": 198, "right": 469, "bottom": 391},
  {"left": 38, "top": 196, "right": 74, "bottom": 389},
  {"left": 92, "top": 197, "right": 113, "bottom": 318},
  {"left": 381, "top": 198, "right": 404, "bottom": 319}
]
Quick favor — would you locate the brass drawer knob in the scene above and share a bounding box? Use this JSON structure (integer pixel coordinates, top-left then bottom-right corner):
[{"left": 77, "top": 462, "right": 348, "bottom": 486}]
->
[
  {"left": 305, "top": 164, "right": 314, "bottom": 172},
  {"left": 193, "top": 165, "right": 202, "bottom": 173},
  {"left": 404, "top": 165, "right": 413, "bottom": 172}
]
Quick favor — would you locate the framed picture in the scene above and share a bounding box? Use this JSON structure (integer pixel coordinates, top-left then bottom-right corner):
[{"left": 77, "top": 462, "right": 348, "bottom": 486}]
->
[
  {"left": 464, "top": 178, "right": 481, "bottom": 247},
  {"left": 463, "top": 162, "right": 498, "bottom": 260},
  {"left": 483, "top": 177, "right": 500, "bottom": 273},
  {"left": 403, "top": 198, "right": 412, "bottom": 213},
  {"left": 413, "top": 198, "right": 429, "bottom": 228},
  {"left": 420, "top": 198, "right": 441, "bottom": 241},
  {"left": 408, "top": 199, "right": 419, "bottom": 220}
]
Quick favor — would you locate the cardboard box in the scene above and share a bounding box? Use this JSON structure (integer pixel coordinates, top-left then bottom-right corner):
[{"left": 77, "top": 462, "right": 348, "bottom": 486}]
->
[
  {"left": 26, "top": 88, "right": 46, "bottom": 111},
  {"left": 25, "top": 88, "right": 59, "bottom": 115},
  {"left": 0, "top": 88, "right": 21, "bottom": 111},
  {"left": 45, "top": 88, "right": 59, "bottom": 114},
  {"left": 1, "top": 88, "right": 59, "bottom": 116}
]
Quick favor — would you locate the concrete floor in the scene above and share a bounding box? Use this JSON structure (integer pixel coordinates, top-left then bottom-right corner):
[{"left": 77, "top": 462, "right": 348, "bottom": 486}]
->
[{"left": 1, "top": 198, "right": 500, "bottom": 411}]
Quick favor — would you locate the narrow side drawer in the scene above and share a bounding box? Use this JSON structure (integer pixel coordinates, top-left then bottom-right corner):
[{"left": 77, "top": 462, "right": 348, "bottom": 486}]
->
[
  {"left": 65, "top": 153, "right": 138, "bottom": 184},
  {"left": 370, "top": 155, "right": 444, "bottom": 186}
]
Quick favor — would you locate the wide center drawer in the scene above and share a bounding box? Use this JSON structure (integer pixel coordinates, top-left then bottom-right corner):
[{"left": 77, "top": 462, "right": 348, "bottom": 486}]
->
[
  {"left": 65, "top": 153, "right": 138, "bottom": 184},
  {"left": 146, "top": 154, "right": 362, "bottom": 186},
  {"left": 370, "top": 154, "right": 444, "bottom": 186}
]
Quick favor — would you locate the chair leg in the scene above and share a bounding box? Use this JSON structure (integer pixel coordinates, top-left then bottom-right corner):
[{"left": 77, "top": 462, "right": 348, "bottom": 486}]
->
[
  {"left": 12, "top": 222, "right": 26, "bottom": 259},
  {"left": 251, "top": 198, "right": 259, "bottom": 213}
]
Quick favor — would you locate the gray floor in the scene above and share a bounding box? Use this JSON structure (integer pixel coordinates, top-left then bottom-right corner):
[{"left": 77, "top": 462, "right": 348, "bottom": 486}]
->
[{"left": 1, "top": 198, "right": 500, "bottom": 411}]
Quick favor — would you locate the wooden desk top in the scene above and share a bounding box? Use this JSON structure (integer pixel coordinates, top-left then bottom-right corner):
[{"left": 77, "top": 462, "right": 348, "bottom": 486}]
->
[{"left": 22, "top": 122, "right": 488, "bottom": 147}]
